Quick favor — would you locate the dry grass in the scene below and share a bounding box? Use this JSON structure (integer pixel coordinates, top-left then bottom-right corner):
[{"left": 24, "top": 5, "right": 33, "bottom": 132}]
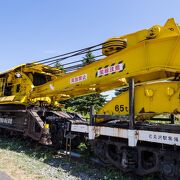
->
[
  {"left": 0, "top": 137, "right": 78, "bottom": 180},
  {"left": 0, "top": 137, "right": 153, "bottom": 180}
]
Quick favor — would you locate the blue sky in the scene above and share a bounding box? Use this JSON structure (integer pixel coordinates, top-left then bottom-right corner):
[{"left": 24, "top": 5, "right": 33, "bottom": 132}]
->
[{"left": 0, "top": 0, "right": 179, "bottom": 98}]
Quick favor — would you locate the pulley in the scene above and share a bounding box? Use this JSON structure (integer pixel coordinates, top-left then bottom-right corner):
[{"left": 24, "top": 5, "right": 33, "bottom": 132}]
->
[{"left": 102, "top": 38, "right": 127, "bottom": 56}]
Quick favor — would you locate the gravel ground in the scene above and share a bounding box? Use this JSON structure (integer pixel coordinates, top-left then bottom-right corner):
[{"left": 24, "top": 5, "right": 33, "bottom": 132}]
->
[
  {"left": 0, "top": 171, "right": 13, "bottom": 180},
  {"left": 0, "top": 137, "right": 136, "bottom": 180}
]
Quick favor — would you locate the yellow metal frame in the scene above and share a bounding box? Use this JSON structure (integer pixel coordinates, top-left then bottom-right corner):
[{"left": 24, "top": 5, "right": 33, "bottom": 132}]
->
[{"left": 97, "top": 81, "right": 180, "bottom": 122}]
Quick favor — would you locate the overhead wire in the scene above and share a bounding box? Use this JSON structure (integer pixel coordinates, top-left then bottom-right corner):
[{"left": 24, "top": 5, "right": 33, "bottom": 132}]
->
[
  {"left": 33, "top": 40, "right": 111, "bottom": 63},
  {"left": 26, "top": 39, "right": 123, "bottom": 72}
]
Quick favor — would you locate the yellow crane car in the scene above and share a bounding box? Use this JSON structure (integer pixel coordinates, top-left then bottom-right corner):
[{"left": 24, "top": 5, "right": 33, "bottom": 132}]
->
[{"left": 0, "top": 18, "right": 180, "bottom": 179}]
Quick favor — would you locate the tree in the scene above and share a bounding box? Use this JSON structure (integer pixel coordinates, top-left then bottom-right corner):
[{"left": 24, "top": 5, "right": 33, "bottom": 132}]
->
[
  {"left": 82, "top": 51, "right": 95, "bottom": 65},
  {"left": 61, "top": 94, "right": 107, "bottom": 115},
  {"left": 54, "top": 61, "right": 65, "bottom": 72}
]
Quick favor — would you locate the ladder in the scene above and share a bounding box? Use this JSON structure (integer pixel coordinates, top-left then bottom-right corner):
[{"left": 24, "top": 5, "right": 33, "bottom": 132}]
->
[{"left": 65, "top": 132, "right": 76, "bottom": 160}]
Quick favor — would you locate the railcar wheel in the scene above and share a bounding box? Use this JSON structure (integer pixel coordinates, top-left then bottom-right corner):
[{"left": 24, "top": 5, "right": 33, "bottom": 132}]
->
[{"left": 93, "top": 139, "right": 111, "bottom": 166}]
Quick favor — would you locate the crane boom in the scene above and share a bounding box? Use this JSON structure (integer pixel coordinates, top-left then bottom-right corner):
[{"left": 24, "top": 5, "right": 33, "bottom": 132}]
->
[{"left": 31, "top": 18, "right": 180, "bottom": 101}]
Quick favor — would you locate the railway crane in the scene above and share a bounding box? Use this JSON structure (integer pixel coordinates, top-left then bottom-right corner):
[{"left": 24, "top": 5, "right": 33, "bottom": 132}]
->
[{"left": 0, "top": 18, "right": 180, "bottom": 179}]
